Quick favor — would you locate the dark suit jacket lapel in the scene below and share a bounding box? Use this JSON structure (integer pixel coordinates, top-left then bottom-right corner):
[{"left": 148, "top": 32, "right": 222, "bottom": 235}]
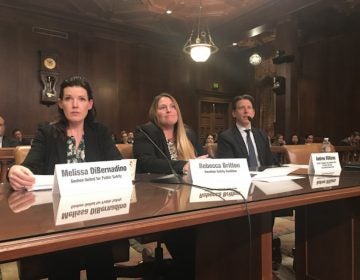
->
[
  {"left": 231, "top": 127, "right": 248, "bottom": 157},
  {"left": 84, "top": 123, "right": 97, "bottom": 162},
  {"left": 55, "top": 136, "right": 67, "bottom": 164}
]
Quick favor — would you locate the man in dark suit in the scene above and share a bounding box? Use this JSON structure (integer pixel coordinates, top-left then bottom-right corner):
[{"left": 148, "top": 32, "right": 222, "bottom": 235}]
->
[
  {"left": 216, "top": 95, "right": 283, "bottom": 270},
  {"left": 0, "top": 116, "right": 17, "bottom": 147},
  {"left": 216, "top": 95, "right": 274, "bottom": 166},
  {"left": 12, "top": 128, "right": 31, "bottom": 146}
]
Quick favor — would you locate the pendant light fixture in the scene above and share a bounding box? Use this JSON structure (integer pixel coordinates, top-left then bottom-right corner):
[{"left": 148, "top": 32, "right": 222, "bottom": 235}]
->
[{"left": 183, "top": 0, "right": 218, "bottom": 62}]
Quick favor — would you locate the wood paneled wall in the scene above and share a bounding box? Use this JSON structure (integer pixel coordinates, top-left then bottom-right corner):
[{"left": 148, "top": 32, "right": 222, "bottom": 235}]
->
[
  {"left": 252, "top": 17, "right": 360, "bottom": 145},
  {"left": 0, "top": 6, "right": 245, "bottom": 139},
  {"left": 0, "top": 6, "right": 359, "bottom": 146}
]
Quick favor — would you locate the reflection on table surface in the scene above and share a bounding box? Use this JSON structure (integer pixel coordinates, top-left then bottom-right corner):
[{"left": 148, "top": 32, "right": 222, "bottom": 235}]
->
[{"left": 1, "top": 171, "right": 360, "bottom": 244}]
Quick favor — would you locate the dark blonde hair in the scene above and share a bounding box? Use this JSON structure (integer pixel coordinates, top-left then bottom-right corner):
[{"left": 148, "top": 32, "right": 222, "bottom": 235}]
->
[{"left": 148, "top": 93, "right": 195, "bottom": 160}]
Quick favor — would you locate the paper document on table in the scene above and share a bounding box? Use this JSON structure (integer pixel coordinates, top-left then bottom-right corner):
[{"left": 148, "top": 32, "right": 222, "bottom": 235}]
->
[
  {"left": 31, "top": 175, "right": 54, "bottom": 191},
  {"left": 282, "top": 164, "right": 309, "bottom": 169},
  {"left": 253, "top": 180, "right": 303, "bottom": 195},
  {"left": 256, "top": 175, "right": 304, "bottom": 182},
  {"left": 252, "top": 166, "right": 303, "bottom": 182}
]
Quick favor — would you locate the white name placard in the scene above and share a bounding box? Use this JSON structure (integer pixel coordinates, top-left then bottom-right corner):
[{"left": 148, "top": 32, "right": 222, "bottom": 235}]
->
[
  {"left": 53, "top": 189, "right": 132, "bottom": 225},
  {"left": 53, "top": 160, "right": 133, "bottom": 196},
  {"left": 189, "top": 158, "right": 252, "bottom": 201},
  {"left": 308, "top": 153, "right": 342, "bottom": 175}
]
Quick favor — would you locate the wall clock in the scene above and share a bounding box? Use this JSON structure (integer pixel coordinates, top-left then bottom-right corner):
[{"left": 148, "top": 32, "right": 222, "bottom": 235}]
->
[
  {"left": 39, "top": 51, "right": 60, "bottom": 105},
  {"left": 43, "top": 57, "right": 57, "bottom": 70}
]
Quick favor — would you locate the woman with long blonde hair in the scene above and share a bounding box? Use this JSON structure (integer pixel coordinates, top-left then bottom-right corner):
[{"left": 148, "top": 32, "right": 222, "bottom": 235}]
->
[
  {"left": 134, "top": 92, "right": 206, "bottom": 174},
  {"left": 133, "top": 93, "right": 206, "bottom": 280}
]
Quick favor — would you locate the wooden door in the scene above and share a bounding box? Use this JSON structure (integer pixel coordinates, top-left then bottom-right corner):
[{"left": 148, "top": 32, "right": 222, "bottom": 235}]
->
[{"left": 198, "top": 98, "right": 232, "bottom": 144}]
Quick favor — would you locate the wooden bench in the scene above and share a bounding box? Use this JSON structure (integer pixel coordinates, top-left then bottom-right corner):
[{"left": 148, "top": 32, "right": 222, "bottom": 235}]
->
[{"left": 0, "top": 147, "right": 15, "bottom": 183}]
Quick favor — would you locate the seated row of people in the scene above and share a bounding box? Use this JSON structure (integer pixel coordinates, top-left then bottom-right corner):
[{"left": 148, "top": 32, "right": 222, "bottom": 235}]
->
[
  {"left": 111, "top": 130, "right": 134, "bottom": 144},
  {"left": 270, "top": 131, "right": 359, "bottom": 147},
  {"left": 6, "top": 75, "right": 358, "bottom": 278},
  {"left": 0, "top": 116, "right": 31, "bottom": 147}
]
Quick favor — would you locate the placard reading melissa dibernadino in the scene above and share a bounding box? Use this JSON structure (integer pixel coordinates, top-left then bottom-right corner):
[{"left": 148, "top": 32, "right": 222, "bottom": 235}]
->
[
  {"left": 189, "top": 158, "right": 252, "bottom": 201},
  {"left": 53, "top": 190, "right": 131, "bottom": 225},
  {"left": 53, "top": 160, "right": 132, "bottom": 196}
]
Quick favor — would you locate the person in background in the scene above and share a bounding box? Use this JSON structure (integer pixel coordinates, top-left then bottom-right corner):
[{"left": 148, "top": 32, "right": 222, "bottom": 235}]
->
[
  {"left": 290, "top": 134, "right": 299, "bottom": 145},
  {"left": 204, "top": 133, "right": 216, "bottom": 158},
  {"left": 272, "top": 133, "right": 286, "bottom": 146},
  {"left": 127, "top": 131, "right": 134, "bottom": 144},
  {"left": 12, "top": 128, "right": 31, "bottom": 145},
  {"left": 8, "top": 76, "right": 126, "bottom": 280},
  {"left": 340, "top": 131, "right": 360, "bottom": 147},
  {"left": 213, "top": 132, "right": 219, "bottom": 143},
  {"left": 0, "top": 116, "right": 17, "bottom": 147},
  {"left": 111, "top": 131, "right": 119, "bottom": 144},
  {"left": 216, "top": 95, "right": 282, "bottom": 270},
  {"left": 133, "top": 93, "right": 207, "bottom": 279},
  {"left": 304, "top": 133, "right": 314, "bottom": 144},
  {"left": 120, "top": 130, "right": 128, "bottom": 144},
  {"left": 204, "top": 133, "right": 214, "bottom": 145}
]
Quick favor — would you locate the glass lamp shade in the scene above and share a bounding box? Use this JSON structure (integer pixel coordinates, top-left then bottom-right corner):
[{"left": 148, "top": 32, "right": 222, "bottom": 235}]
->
[
  {"left": 249, "top": 53, "right": 262, "bottom": 65},
  {"left": 190, "top": 44, "right": 211, "bottom": 62}
]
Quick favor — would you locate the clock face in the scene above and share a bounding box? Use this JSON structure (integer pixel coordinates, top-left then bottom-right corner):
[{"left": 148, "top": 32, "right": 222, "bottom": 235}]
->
[{"left": 43, "top": 57, "right": 56, "bottom": 70}]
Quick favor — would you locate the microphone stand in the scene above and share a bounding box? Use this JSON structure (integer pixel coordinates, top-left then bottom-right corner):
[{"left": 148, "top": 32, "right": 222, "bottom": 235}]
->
[{"left": 136, "top": 127, "right": 184, "bottom": 184}]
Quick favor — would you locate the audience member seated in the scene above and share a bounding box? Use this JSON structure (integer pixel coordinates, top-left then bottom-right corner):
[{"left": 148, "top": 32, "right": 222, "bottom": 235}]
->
[
  {"left": 133, "top": 93, "right": 207, "bottom": 279},
  {"left": 111, "top": 131, "right": 120, "bottom": 144},
  {"left": 12, "top": 128, "right": 31, "bottom": 145},
  {"left": 7, "top": 76, "right": 127, "bottom": 280},
  {"left": 272, "top": 133, "right": 286, "bottom": 146},
  {"left": 204, "top": 133, "right": 216, "bottom": 158},
  {"left": 120, "top": 130, "right": 128, "bottom": 144},
  {"left": 304, "top": 133, "right": 314, "bottom": 144},
  {"left": 290, "top": 134, "right": 299, "bottom": 145},
  {"left": 340, "top": 131, "right": 360, "bottom": 147},
  {"left": 0, "top": 116, "right": 17, "bottom": 147},
  {"left": 205, "top": 133, "right": 214, "bottom": 145},
  {"left": 127, "top": 131, "right": 134, "bottom": 144}
]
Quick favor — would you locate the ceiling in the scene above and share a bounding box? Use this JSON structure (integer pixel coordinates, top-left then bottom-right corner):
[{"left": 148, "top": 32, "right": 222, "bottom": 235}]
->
[{"left": 1, "top": 0, "right": 359, "bottom": 51}]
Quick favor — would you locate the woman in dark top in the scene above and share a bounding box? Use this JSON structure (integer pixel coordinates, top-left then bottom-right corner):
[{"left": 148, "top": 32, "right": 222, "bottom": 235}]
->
[
  {"left": 134, "top": 92, "right": 206, "bottom": 174},
  {"left": 8, "top": 76, "right": 124, "bottom": 280},
  {"left": 133, "top": 93, "right": 206, "bottom": 280}
]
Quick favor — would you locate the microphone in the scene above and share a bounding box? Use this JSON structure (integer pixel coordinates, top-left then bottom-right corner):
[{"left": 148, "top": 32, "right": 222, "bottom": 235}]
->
[
  {"left": 136, "top": 126, "right": 183, "bottom": 184},
  {"left": 247, "top": 116, "right": 253, "bottom": 122}
]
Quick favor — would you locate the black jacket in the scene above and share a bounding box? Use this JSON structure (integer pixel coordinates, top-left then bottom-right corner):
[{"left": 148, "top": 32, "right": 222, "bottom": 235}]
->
[
  {"left": 217, "top": 126, "right": 275, "bottom": 166},
  {"left": 133, "top": 121, "right": 204, "bottom": 174},
  {"left": 1, "top": 136, "right": 17, "bottom": 147},
  {"left": 22, "top": 122, "right": 122, "bottom": 175}
]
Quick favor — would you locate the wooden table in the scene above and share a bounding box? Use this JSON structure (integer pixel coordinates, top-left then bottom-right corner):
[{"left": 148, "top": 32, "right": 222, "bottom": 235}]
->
[
  {"left": 0, "top": 148, "right": 15, "bottom": 183},
  {"left": 1, "top": 171, "right": 360, "bottom": 279}
]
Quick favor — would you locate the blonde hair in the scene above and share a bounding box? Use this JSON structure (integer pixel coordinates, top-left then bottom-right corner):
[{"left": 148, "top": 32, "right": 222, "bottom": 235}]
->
[{"left": 149, "top": 93, "right": 195, "bottom": 160}]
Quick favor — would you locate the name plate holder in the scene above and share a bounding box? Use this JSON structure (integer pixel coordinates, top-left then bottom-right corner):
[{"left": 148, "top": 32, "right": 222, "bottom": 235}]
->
[
  {"left": 189, "top": 158, "right": 252, "bottom": 202},
  {"left": 53, "top": 160, "right": 133, "bottom": 196},
  {"left": 308, "top": 152, "right": 342, "bottom": 175}
]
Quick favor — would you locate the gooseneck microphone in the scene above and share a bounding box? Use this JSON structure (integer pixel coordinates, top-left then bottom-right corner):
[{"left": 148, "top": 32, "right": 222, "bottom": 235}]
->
[
  {"left": 247, "top": 116, "right": 253, "bottom": 122},
  {"left": 136, "top": 127, "right": 183, "bottom": 184}
]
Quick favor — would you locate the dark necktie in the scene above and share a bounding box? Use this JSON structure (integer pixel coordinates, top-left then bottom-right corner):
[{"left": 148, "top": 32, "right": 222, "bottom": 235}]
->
[{"left": 245, "top": 129, "right": 258, "bottom": 167}]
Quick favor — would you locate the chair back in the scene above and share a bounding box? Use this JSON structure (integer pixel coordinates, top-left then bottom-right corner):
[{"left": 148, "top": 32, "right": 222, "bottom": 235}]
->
[
  {"left": 283, "top": 144, "right": 335, "bottom": 164},
  {"left": 14, "top": 146, "right": 31, "bottom": 164},
  {"left": 116, "top": 143, "right": 133, "bottom": 159}
]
